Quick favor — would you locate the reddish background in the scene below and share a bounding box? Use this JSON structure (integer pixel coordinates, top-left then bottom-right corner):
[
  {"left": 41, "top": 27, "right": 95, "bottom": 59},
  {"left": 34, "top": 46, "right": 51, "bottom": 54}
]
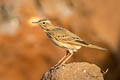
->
[{"left": 0, "top": 0, "right": 120, "bottom": 80}]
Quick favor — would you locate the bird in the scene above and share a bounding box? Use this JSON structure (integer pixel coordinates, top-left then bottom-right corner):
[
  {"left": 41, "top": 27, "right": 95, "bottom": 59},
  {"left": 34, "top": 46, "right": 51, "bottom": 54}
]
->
[{"left": 32, "top": 19, "right": 107, "bottom": 67}]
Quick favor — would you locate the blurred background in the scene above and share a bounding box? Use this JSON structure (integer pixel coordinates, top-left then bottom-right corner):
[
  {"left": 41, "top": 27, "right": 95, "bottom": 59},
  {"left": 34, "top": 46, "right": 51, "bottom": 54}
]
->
[{"left": 0, "top": 0, "right": 120, "bottom": 80}]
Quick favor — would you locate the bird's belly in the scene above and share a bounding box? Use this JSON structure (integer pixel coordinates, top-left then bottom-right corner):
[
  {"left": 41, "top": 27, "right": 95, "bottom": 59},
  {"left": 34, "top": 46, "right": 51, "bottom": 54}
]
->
[{"left": 50, "top": 38, "right": 81, "bottom": 51}]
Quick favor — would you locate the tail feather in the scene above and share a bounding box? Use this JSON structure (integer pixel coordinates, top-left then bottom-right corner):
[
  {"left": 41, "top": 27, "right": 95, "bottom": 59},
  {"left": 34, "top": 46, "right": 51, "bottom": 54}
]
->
[{"left": 86, "top": 44, "right": 107, "bottom": 51}]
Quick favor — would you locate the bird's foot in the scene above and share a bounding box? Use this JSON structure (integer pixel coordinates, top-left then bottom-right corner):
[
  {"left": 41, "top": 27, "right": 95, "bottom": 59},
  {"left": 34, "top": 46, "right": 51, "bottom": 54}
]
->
[
  {"left": 61, "top": 63, "right": 66, "bottom": 66},
  {"left": 50, "top": 63, "right": 66, "bottom": 72}
]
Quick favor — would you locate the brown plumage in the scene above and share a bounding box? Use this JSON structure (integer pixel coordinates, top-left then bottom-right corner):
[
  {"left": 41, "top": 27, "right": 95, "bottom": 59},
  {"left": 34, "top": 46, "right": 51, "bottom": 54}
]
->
[{"left": 32, "top": 19, "right": 107, "bottom": 66}]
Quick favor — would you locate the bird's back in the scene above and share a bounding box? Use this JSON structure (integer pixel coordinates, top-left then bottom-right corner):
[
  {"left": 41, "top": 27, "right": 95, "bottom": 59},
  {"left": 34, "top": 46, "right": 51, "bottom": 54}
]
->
[{"left": 48, "top": 27, "right": 88, "bottom": 45}]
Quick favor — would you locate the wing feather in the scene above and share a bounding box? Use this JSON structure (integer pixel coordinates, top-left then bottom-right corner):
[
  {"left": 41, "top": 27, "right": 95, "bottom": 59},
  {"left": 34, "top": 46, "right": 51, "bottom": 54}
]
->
[{"left": 49, "top": 27, "right": 89, "bottom": 46}]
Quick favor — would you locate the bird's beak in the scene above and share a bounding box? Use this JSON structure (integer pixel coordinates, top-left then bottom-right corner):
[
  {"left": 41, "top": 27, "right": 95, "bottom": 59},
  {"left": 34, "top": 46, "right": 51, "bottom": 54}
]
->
[
  {"left": 32, "top": 20, "right": 39, "bottom": 23},
  {"left": 28, "top": 17, "right": 40, "bottom": 27}
]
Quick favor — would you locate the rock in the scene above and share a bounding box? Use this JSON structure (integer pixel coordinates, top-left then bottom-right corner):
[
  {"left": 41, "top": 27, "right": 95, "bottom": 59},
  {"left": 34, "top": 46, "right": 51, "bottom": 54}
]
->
[{"left": 40, "top": 62, "right": 104, "bottom": 80}]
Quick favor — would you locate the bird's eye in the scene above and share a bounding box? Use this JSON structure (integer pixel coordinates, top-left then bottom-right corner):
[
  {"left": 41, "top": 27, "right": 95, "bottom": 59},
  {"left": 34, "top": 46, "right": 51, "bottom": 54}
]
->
[{"left": 42, "top": 22, "right": 46, "bottom": 24}]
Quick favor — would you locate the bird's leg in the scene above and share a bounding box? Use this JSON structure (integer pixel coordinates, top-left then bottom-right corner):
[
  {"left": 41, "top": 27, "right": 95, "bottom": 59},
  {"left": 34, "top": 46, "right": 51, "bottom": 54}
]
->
[
  {"left": 60, "top": 52, "right": 73, "bottom": 65},
  {"left": 54, "top": 50, "right": 69, "bottom": 67}
]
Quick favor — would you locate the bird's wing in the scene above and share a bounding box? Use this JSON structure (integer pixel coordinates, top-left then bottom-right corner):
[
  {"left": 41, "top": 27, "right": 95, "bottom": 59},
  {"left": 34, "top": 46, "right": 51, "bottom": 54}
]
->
[{"left": 50, "top": 27, "right": 89, "bottom": 46}]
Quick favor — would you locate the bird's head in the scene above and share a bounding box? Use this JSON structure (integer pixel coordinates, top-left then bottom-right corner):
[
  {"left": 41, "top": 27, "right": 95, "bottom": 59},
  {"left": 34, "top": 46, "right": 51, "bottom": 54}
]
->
[{"left": 32, "top": 19, "right": 54, "bottom": 31}]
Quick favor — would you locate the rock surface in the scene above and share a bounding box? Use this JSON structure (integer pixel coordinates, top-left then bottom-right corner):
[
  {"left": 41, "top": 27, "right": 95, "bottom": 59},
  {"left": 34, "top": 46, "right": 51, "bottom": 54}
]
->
[{"left": 41, "top": 62, "right": 104, "bottom": 80}]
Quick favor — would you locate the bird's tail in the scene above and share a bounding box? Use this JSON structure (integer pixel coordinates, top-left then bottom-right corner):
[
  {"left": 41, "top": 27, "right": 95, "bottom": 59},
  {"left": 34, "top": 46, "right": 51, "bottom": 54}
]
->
[{"left": 85, "top": 44, "right": 107, "bottom": 51}]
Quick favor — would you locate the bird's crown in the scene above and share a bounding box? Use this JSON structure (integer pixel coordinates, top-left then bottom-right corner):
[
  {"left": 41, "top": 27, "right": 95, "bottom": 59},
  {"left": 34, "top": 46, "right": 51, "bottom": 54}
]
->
[{"left": 32, "top": 19, "right": 54, "bottom": 31}]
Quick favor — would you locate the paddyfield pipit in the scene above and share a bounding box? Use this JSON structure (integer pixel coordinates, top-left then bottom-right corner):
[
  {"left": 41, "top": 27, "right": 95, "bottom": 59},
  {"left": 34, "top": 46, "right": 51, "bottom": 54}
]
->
[{"left": 32, "top": 19, "right": 107, "bottom": 66}]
